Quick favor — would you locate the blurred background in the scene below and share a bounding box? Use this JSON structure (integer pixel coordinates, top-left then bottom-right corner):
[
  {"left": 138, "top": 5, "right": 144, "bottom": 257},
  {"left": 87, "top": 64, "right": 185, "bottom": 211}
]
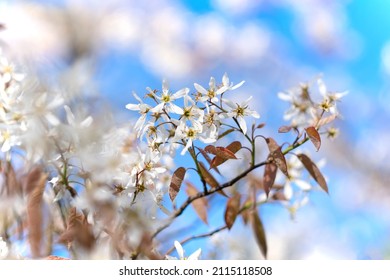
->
[{"left": 1, "top": 0, "right": 389, "bottom": 259}]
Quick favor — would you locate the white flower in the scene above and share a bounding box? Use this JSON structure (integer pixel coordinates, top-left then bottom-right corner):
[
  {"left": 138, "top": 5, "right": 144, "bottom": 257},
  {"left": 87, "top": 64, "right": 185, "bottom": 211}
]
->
[
  {"left": 221, "top": 96, "right": 260, "bottom": 134},
  {"left": 278, "top": 83, "right": 316, "bottom": 128},
  {"left": 32, "top": 92, "right": 64, "bottom": 126},
  {"left": 0, "top": 126, "right": 21, "bottom": 152},
  {"left": 180, "top": 95, "right": 204, "bottom": 128},
  {"left": 0, "top": 237, "right": 9, "bottom": 259},
  {"left": 194, "top": 76, "right": 228, "bottom": 103},
  {"left": 140, "top": 121, "right": 169, "bottom": 144},
  {"left": 278, "top": 156, "right": 312, "bottom": 200},
  {"left": 0, "top": 56, "right": 24, "bottom": 83},
  {"left": 222, "top": 72, "right": 245, "bottom": 90},
  {"left": 150, "top": 79, "right": 189, "bottom": 114},
  {"left": 201, "top": 104, "right": 220, "bottom": 143},
  {"left": 173, "top": 122, "right": 202, "bottom": 155},
  {"left": 166, "top": 241, "right": 201, "bottom": 260},
  {"left": 125, "top": 92, "right": 152, "bottom": 135},
  {"left": 317, "top": 78, "right": 347, "bottom": 115}
]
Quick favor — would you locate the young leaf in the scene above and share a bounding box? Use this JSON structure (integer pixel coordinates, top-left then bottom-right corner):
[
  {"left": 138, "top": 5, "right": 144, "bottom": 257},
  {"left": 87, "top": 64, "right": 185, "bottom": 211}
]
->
[
  {"left": 251, "top": 210, "right": 267, "bottom": 259},
  {"left": 58, "top": 207, "right": 95, "bottom": 250},
  {"left": 240, "top": 197, "right": 252, "bottom": 225},
  {"left": 198, "top": 148, "right": 221, "bottom": 174},
  {"left": 224, "top": 193, "right": 241, "bottom": 230},
  {"left": 305, "top": 126, "right": 321, "bottom": 151},
  {"left": 186, "top": 182, "right": 208, "bottom": 225},
  {"left": 263, "top": 162, "right": 277, "bottom": 196},
  {"left": 271, "top": 191, "right": 288, "bottom": 201},
  {"left": 4, "top": 161, "right": 22, "bottom": 195},
  {"left": 266, "top": 138, "right": 288, "bottom": 177},
  {"left": 210, "top": 141, "right": 242, "bottom": 168},
  {"left": 205, "top": 146, "right": 237, "bottom": 160},
  {"left": 256, "top": 123, "right": 266, "bottom": 129},
  {"left": 278, "top": 125, "right": 292, "bottom": 133},
  {"left": 169, "top": 167, "right": 186, "bottom": 202},
  {"left": 199, "top": 162, "right": 227, "bottom": 197},
  {"left": 198, "top": 162, "right": 219, "bottom": 189},
  {"left": 24, "top": 167, "right": 47, "bottom": 258},
  {"left": 297, "top": 154, "right": 328, "bottom": 193}
]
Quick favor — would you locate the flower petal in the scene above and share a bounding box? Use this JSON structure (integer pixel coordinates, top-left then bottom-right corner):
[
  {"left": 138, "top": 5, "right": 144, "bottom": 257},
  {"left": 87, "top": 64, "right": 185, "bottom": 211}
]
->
[
  {"left": 237, "top": 116, "right": 247, "bottom": 134},
  {"left": 174, "top": 241, "right": 185, "bottom": 259},
  {"left": 188, "top": 248, "right": 201, "bottom": 260},
  {"left": 194, "top": 83, "right": 208, "bottom": 95}
]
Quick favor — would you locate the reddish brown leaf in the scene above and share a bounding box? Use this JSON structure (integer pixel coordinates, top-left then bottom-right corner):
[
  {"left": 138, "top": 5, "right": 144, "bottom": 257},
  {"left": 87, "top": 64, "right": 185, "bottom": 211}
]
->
[
  {"left": 205, "top": 146, "right": 237, "bottom": 160},
  {"left": 137, "top": 233, "right": 164, "bottom": 260},
  {"left": 263, "top": 163, "right": 277, "bottom": 196},
  {"left": 271, "top": 191, "right": 288, "bottom": 201},
  {"left": 210, "top": 141, "right": 242, "bottom": 168},
  {"left": 186, "top": 182, "right": 208, "bottom": 225},
  {"left": 266, "top": 138, "right": 288, "bottom": 177},
  {"left": 240, "top": 197, "right": 252, "bottom": 225},
  {"left": 305, "top": 126, "right": 321, "bottom": 151},
  {"left": 199, "top": 162, "right": 227, "bottom": 197},
  {"left": 58, "top": 207, "right": 95, "bottom": 250},
  {"left": 278, "top": 125, "right": 292, "bottom": 133},
  {"left": 251, "top": 210, "right": 267, "bottom": 259},
  {"left": 4, "top": 161, "right": 22, "bottom": 196},
  {"left": 169, "top": 167, "right": 186, "bottom": 202},
  {"left": 24, "top": 167, "right": 47, "bottom": 258},
  {"left": 198, "top": 162, "right": 219, "bottom": 189},
  {"left": 256, "top": 123, "right": 266, "bottom": 129},
  {"left": 198, "top": 148, "right": 221, "bottom": 174},
  {"left": 297, "top": 154, "right": 328, "bottom": 193},
  {"left": 224, "top": 193, "right": 241, "bottom": 230}
]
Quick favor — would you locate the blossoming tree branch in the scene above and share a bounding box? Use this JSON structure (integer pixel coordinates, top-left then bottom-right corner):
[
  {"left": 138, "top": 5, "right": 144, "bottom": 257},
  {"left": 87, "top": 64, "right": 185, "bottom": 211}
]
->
[{"left": 0, "top": 49, "right": 345, "bottom": 260}]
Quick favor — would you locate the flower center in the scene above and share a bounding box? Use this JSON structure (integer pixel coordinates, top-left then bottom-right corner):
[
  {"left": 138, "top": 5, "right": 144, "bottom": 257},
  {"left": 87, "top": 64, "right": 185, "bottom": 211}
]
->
[
  {"left": 187, "top": 128, "right": 196, "bottom": 138},
  {"left": 162, "top": 94, "right": 171, "bottom": 103},
  {"left": 207, "top": 90, "right": 216, "bottom": 99}
]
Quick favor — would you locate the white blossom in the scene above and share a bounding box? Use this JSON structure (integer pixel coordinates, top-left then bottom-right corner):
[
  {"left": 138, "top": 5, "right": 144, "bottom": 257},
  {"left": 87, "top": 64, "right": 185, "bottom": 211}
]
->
[
  {"left": 125, "top": 92, "right": 152, "bottom": 135},
  {"left": 221, "top": 96, "right": 260, "bottom": 134},
  {"left": 150, "top": 79, "right": 189, "bottom": 114},
  {"left": 166, "top": 241, "right": 201, "bottom": 260},
  {"left": 194, "top": 76, "right": 228, "bottom": 103}
]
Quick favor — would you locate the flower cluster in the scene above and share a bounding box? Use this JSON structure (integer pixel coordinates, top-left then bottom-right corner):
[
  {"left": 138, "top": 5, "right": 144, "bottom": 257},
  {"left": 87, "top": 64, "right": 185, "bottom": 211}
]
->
[
  {"left": 126, "top": 73, "right": 259, "bottom": 157},
  {"left": 278, "top": 77, "right": 346, "bottom": 138}
]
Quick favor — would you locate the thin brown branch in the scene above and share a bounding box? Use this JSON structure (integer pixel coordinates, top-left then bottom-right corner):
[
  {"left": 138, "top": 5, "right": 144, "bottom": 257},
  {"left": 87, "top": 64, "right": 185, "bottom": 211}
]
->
[{"left": 152, "top": 159, "right": 271, "bottom": 239}]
